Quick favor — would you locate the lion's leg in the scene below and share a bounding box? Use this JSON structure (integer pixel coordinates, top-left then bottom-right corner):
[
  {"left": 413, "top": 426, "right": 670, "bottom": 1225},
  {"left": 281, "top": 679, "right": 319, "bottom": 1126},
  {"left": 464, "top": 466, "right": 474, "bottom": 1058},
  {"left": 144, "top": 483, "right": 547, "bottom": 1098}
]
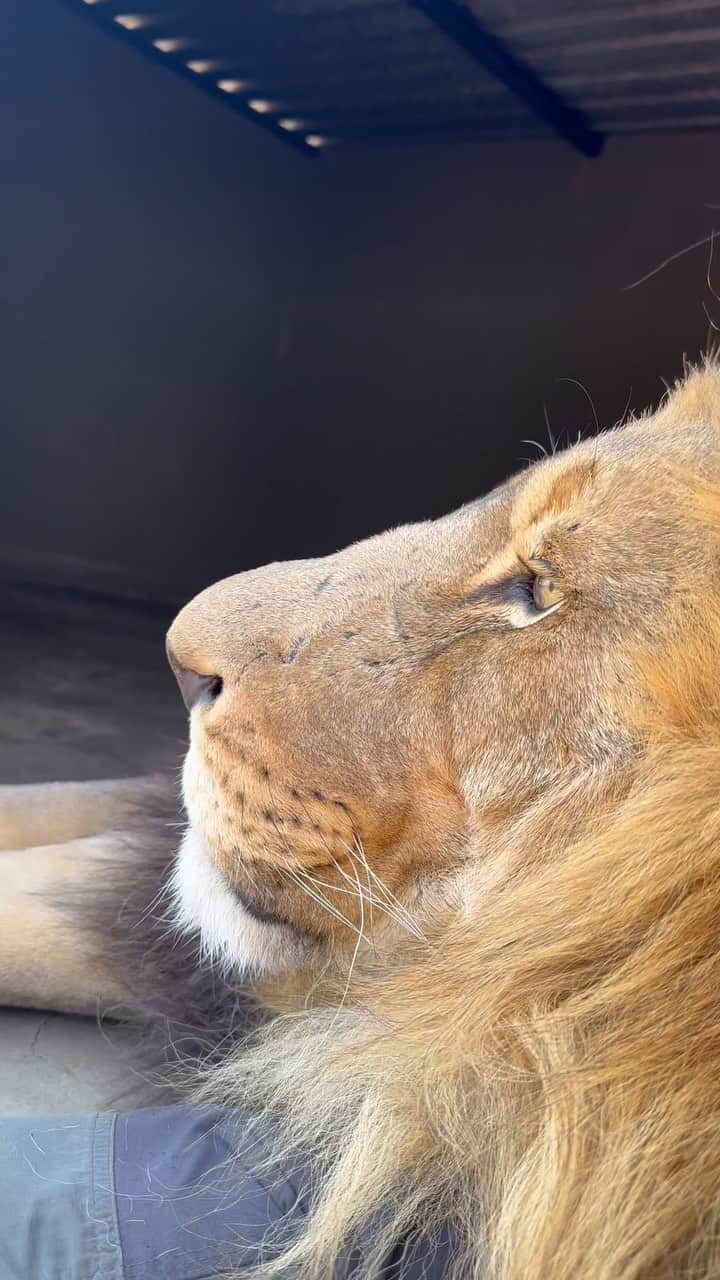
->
[
  {"left": 0, "top": 777, "right": 169, "bottom": 851},
  {"left": 0, "top": 835, "right": 137, "bottom": 1015},
  {"left": 0, "top": 784, "right": 238, "bottom": 1044}
]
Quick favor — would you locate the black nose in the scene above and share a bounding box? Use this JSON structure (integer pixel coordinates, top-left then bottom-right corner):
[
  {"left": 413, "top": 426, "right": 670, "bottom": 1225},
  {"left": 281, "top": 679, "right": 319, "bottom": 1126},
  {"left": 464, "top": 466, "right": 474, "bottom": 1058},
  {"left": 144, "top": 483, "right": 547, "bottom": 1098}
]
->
[{"left": 167, "top": 643, "right": 223, "bottom": 712}]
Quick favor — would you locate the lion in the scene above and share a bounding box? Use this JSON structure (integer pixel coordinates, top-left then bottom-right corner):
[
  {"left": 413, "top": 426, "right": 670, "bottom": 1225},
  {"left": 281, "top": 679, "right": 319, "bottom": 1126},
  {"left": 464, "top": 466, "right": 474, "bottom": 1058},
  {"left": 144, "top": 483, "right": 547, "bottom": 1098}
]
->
[{"left": 3, "top": 363, "right": 720, "bottom": 1278}]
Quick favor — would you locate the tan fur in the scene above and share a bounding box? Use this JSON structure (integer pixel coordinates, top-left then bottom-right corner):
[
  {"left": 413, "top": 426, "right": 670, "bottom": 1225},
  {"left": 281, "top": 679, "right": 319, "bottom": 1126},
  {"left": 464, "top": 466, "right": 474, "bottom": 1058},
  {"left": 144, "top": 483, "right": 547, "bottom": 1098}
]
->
[
  {"left": 7, "top": 363, "right": 720, "bottom": 1275},
  {"left": 0, "top": 776, "right": 162, "bottom": 851},
  {"left": 0, "top": 836, "right": 133, "bottom": 1014}
]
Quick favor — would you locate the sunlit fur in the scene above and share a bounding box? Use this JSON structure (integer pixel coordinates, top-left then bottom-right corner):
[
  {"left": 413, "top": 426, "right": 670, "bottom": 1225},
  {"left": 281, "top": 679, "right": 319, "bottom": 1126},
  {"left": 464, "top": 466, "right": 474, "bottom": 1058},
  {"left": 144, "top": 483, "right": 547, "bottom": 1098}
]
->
[{"left": 168, "top": 362, "right": 720, "bottom": 1278}]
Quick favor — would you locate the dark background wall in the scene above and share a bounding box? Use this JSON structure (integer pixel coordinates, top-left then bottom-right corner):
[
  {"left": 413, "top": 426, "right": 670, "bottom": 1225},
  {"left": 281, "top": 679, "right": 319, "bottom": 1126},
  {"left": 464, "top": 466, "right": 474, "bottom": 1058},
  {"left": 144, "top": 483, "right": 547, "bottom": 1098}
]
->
[{"left": 3, "top": 0, "right": 720, "bottom": 602}]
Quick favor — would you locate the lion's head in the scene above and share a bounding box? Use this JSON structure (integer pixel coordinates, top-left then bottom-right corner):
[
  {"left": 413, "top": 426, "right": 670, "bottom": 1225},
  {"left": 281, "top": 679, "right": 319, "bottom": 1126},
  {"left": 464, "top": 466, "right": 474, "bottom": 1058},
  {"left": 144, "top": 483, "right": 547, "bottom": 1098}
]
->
[
  {"left": 168, "top": 363, "right": 720, "bottom": 981},
  {"left": 165, "top": 364, "right": 720, "bottom": 1280}
]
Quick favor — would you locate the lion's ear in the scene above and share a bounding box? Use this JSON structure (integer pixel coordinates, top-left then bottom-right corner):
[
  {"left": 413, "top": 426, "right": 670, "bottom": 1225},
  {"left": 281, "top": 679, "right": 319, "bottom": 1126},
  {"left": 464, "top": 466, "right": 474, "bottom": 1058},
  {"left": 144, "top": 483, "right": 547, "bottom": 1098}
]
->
[{"left": 658, "top": 361, "right": 720, "bottom": 433}]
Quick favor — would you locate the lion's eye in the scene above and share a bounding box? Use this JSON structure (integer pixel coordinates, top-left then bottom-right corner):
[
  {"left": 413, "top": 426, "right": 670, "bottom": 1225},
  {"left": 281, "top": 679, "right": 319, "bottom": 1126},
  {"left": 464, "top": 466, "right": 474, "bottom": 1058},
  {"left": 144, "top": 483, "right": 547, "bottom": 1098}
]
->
[
  {"left": 465, "top": 568, "right": 566, "bottom": 628},
  {"left": 532, "top": 575, "right": 563, "bottom": 612}
]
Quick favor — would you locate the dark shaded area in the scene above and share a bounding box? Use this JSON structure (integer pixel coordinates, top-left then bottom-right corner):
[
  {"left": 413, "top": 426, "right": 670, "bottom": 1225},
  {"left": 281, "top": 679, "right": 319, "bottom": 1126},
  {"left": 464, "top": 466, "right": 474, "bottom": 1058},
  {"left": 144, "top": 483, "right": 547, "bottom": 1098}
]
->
[{"left": 2, "top": 0, "right": 719, "bottom": 608}]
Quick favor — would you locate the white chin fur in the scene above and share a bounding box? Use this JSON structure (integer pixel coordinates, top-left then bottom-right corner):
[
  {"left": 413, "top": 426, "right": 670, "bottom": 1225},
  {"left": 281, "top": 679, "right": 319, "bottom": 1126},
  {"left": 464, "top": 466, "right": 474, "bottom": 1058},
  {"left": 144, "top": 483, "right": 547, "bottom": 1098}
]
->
[{"left": 171, "top": 827, "right": 306, "bottom": 978}]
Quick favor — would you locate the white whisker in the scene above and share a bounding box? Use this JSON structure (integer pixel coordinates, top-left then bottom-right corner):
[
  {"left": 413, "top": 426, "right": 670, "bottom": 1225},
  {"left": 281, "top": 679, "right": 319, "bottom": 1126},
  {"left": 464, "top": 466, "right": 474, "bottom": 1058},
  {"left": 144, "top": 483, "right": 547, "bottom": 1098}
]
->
[{"left": 278, "top": 862, "right": 365, "bottom": 940}]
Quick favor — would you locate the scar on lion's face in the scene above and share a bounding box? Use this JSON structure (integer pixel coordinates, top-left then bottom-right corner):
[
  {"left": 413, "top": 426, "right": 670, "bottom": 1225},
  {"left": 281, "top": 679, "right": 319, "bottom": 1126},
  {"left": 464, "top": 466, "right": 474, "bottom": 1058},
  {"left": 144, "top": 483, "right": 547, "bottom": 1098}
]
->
[{"left": 168, "top": 365, "right": 720, "bottom": 968}]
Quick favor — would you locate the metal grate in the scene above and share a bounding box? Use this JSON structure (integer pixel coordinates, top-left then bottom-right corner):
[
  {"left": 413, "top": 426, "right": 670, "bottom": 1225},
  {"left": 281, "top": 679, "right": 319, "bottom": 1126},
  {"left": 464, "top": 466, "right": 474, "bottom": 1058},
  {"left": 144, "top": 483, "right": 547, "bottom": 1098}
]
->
[{"left": 65, "top": 0, "right": 720, "bottom": 154}]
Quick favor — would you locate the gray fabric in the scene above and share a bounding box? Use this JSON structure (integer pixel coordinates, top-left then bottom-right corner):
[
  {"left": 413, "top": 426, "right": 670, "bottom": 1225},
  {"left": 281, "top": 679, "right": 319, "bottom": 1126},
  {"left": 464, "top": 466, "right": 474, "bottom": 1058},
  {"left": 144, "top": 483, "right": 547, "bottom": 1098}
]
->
[
  {"left": 382, "top": 1227, "right": 456, "bottom": 1279},
  {"left": 0, "top": 1106, "right": 452, "bottom": 1279},
  {"left": 114, "top": 1106, "right": 301, "bottom": 1279},
  {"left": 0, "top": 1106, "right": 301, "bottom": 1280},
  {"left": 0, "top": 1110, "right": 122, "bottom": 1280}
]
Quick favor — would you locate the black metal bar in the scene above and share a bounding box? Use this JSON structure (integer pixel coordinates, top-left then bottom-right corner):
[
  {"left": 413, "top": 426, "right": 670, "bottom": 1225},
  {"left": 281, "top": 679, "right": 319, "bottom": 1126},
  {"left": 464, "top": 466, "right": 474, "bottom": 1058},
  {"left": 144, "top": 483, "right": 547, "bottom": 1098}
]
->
[
  {"left": 408, "top": 0, "right": 605, "bottom": 157},
  {"left": 56, "top": 0, "right": 321, "bottom": 159}
]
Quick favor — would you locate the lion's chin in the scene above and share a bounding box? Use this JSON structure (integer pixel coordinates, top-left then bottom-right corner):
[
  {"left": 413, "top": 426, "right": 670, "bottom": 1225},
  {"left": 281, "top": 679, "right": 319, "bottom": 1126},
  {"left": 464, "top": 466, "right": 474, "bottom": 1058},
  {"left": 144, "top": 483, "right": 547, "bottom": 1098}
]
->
[{"left": 171, "top": 826, "right": 308, "bottom": 978}]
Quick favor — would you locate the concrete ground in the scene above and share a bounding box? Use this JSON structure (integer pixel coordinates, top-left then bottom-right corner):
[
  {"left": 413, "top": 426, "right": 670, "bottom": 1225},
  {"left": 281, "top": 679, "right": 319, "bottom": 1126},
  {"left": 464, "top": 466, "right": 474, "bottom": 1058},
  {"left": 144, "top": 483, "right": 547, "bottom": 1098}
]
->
[{"left": 0, "top": 585, "right": 186, "bottom": 1116}]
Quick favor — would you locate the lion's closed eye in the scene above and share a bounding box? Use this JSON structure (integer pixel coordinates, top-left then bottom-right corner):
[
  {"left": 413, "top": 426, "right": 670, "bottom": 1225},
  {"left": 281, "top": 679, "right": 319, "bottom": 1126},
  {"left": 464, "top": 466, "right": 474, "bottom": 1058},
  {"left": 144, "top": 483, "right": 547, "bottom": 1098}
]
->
[
  {"left": 509, "top": 573, "right": 566, "bottom": 627},
  {"left": 513, "top": 555, "right": 567, "bottom": 626},
  {"left": 462, "top": 562, "right": 567, "bottom": 630}
]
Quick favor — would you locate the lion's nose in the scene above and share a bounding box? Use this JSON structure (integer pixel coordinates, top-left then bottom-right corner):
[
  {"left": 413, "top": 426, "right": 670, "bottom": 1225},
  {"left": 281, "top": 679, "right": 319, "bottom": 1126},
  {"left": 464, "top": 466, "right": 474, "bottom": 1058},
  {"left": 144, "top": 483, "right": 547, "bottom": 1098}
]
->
[{"left": 166, "top": 641, "right": 223, "bottom": 712}]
